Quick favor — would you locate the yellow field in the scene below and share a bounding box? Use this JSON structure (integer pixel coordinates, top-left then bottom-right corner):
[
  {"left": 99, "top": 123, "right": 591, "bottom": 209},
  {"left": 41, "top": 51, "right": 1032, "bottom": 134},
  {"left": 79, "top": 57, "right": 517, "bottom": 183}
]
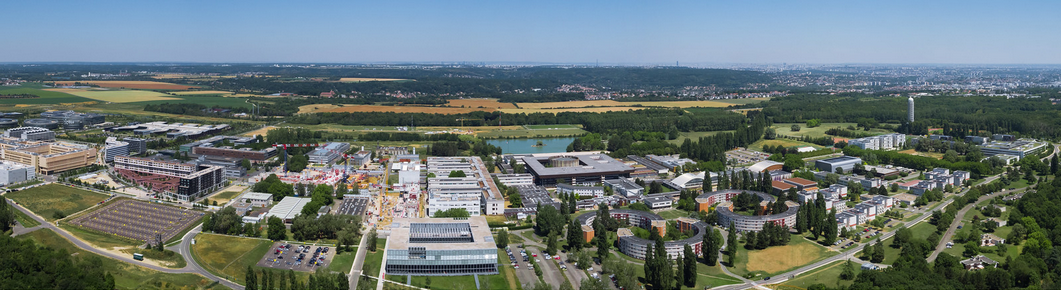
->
[
  {"left": 501, "top": 107, "right": 647, "bottom": 114},
  {"left": 171, "top": 90, "right": 234, "bottom": 95},
  {"left": 241, "top": 126, "right": 276, "bottom": 137},
  {"left": 447, "top": 98, "right": 517, "bottom": 109},
  {"left": 516, "top": 100, "right": 625, "bottom": 109},
  {"left": 627, "top": 99, "right": 769, "bottom": 108},
  {"left": 339, "top": 77, "right": 408, "bottom": 82},
  {"left": 45, "top": 88, "right": 179, "bottom": 103},
  {"left": 745, "top": 241, "right": 827, "bottom": 273}
]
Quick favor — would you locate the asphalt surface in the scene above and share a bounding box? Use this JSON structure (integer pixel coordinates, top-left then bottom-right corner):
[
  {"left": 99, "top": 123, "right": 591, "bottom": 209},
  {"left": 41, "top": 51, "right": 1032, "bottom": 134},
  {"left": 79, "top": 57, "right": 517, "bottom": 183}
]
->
[{"left": 6, "top": 198, "right": 244, "bottom": 290}]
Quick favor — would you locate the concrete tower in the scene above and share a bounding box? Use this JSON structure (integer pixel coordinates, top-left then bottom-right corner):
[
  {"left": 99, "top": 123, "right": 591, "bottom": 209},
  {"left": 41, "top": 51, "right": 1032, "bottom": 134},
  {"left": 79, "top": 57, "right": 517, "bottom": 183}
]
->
[{"left": 907, "top": 97, "right": 915, "bottom": 122}]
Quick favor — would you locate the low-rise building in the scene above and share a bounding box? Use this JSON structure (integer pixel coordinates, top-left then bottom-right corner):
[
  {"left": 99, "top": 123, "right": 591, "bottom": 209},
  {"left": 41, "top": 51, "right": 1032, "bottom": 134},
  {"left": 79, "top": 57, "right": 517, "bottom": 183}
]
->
[
  {"left": 266, "top": 197, "right": 311, "bottom": 223},
  {"left": 960, "top": 255, "right": 998, "bottom": 270},
  {"left": 604, "top": 178, "right": 644, "bottom": 198},
  {"left": 495, "top": 173, "right": 534, "bottom": 187},
  {"left": 307, "top": 142, "right": 351, "bottom": 164},
  {"left": 0, "top": 161, "right": 35, "bottom": 186},
  {"left": 237, "top": 192, "right": 274, "bottom": 208},
  {"left": 384, "top": 217, "right": 498, "bottom": 276},
  {"left": 815, "top": 156, "right": 863, "bottom": 174},
  {"left": 557, "top": 183, "right": 605, "bottom": 198}
]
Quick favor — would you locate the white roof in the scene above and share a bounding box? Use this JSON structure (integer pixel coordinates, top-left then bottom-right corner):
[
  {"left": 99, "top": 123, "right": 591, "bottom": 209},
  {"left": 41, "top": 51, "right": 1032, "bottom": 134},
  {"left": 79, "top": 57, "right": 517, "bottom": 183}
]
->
[
  {"left": 747, "top": 160, "right": 783, "bottom": 173},
  {"left": 240, "top": 192, "right": 274, "bottom": 201},
  {"left": 266, "top": 197, "right": 311, "bottom": 220},
  {"left": 670, "top": 172, "right": 706, "bottom": 189}
]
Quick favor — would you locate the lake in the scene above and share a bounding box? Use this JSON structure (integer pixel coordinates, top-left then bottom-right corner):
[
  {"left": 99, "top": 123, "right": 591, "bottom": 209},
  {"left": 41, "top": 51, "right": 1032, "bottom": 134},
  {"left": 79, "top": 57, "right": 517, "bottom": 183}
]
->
[{"left": 486, "top": 137, "right": 576, "bottom": 154}]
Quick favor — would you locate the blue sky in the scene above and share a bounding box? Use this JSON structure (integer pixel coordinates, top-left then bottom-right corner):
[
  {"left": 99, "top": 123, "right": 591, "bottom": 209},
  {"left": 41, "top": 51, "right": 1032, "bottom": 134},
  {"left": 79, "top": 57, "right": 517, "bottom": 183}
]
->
[{"left": 2, "top": 0, "right": 1059, "bottom": 64}]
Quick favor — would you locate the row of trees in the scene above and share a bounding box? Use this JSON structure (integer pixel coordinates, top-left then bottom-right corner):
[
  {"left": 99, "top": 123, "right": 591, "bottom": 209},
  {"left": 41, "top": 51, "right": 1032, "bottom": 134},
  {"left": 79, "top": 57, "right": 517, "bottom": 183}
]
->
[{"left": 245, "top": 267, "right": 348, "bottom": 290}]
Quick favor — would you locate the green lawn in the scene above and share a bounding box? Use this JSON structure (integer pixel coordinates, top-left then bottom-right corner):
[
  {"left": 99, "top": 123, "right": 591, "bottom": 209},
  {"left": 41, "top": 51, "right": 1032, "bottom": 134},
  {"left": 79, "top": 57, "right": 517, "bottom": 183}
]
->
[
  {"left": 771, "top": 123, "right": 893, "bottom": 139},
  {"left": 477, "top": 128, "right": 587, "bottom": 138},
  {"left": 208, "top": 191, "right": 243, "bottom": 205},
  {"left": 657, "top": 209, "right": 694, "bottom": 220},
  {"left": 129, "top": 95, "right": 254, "bottom": 108},
  {"left": 10, "top": 202, "right": 41, "bottom": 228},
  {"left": 1005, "top": 179, "right": 1031, "bottom": 190},
  {"left": 0, "top": 86, "right": 94, "bottom": 104},
  {"left": 190, "top": 233, "right": 273, "bottom": 284},
  {"left": 326, "top": 248, "right": 358, "bottom": 273},
  {"left": 60, "top": 224, "right": 142, "bottom": 249},
  {"left": 18, "top": 228, "right": 228, "bottom": 290},
  {"left": 388, "top": 273, "right": 512, "bottom": 290},
  {"left": 748, "top": 138, "right": 824, "bottom": 152},
  {"left": 7, "top": 184, "right": 110, "bottom": 221},
  {"left": 609, "top": 251, "right": 741, "bottom": 289},
  {"left": 524, "top": 124, "right": 581, "bottom": 130},
  {"left": 731, "top": 236, "right": 836, "bottom": 278},
  {"left": 771, "top": 260, "right": 860, "bottom": 289},
  {"left": 362, "top": 238, "right": 388, "bottom": 277},
  {"left": 668, "top": 130, "right": 734, "bottom": 145}
]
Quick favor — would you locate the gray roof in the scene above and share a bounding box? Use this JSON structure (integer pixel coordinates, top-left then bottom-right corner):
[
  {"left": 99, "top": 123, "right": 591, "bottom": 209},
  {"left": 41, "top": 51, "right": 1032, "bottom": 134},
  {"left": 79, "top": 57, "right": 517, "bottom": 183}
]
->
[{"left": 522, "top": 154, "right": 634, "bottom": 178}]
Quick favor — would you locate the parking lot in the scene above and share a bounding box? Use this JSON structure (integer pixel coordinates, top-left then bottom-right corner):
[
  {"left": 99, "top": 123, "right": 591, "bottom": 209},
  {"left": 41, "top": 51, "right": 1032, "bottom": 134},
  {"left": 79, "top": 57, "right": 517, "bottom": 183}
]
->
[
  {"left": 68, "top": 199, "right": 203, "bottom": 245},
  {"left": 255, "top": 242, "right": 337, "bottom": 272},
  {"left": 725, "top": 148, "right": 770, "bottom": 165},
  {"left": 337, "top": 196, "right": 369, "bottom": 216}
]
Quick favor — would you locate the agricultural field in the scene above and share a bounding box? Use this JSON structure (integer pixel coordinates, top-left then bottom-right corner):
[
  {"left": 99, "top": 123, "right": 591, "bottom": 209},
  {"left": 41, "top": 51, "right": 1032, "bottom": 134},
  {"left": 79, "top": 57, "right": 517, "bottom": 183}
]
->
[
  {"left": 338, "top": 77, "right": 409, "bottom": 82},
  {"left": 748, "top": 139, "right": 825, "bottom": 152},
  {"left": 129, "top": 95, "right": 255, "bottom": 108},
  {"left": 732, "top": 236, "right": 835, "bottom": 277},
  {"left": 190, "top": 233, "right": 273, "bottom": 285},
  {"left": 172, "top": 90, "right": 235, "bottom": 95},
  {"left": 0, "top": 86, "right": 94, "bottom": 104},
  {"left": 52, "top": 81, "right": 195, "bottom": 90},
  {"left": 45, "top": 88, "right": 179, "bottom": 103},
  {"left": 302, "top": 104, "right": 498, "bottom": 114},
  {"left": 447, "top": 98, "right": 517, "bottom": 109},
  {"left": 18, "top": 228, "right": 227, "bottom": 290},
  {"left": 6, "top": 184, "right": 110, "bottom": 221},
  {"left": 524, "top": 124, "right": 581, "bottom": 129},
  {"left": 768, "top": 260, "right": 859, "bottom": 290},
  {"left": 499, "top": 106, "right": 647, "bottom": 114},
  {"left": 516, "top": 98, "right": 769, "bottom": 109}
]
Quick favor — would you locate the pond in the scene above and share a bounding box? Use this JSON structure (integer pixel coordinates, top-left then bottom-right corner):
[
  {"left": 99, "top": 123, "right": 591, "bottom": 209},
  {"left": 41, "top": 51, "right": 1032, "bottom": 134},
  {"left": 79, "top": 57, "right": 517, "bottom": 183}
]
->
[{"left": 486, "top": 137, "right": 576, "bottom": 155}]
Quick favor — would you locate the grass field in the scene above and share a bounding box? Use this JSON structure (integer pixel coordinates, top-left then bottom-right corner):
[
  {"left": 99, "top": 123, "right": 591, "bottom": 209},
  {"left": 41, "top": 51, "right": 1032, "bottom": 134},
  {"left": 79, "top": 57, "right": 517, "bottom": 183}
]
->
[
  {"left": 748, "top": 139, "right": 825, "bottom": 152},
  {"left": 10, "top": 202, "right": 42, "bottom": 228},
  {"left": 0, "top": 86, "right": 94, "bottom": 104},
  {"left": 362, "top": 238, "right": 387, "bottom": 277},
  {"left": 477, "top": 128, "right": 587, "bottom": 138},
  {"left": 172, "top": 91, "right": 235, "bottom": 95},
  {"left": 657, "top": 209, "right": 694, "bottom": 220},
  {"left": 61, "top": 224, "right": 142, "bottom": 249},
  {"left": 308, "top": 104, "right": 499, "bottom": 114},
  {"left": 524, "top": 124, "right": 581, "bottom": 130},
  {"left": 46, "top": 88, "right": 180, "bottom": 103},
  {"left": 669, "top": 130, "right": 734, "bottom": 145},
  {"left": 326, "top": 248, "right": 358, "bottom": 273},
  {"left": 338, "top": 77, "right": 408, "bottom": 82},
  {"left": 897, "top": 149, "right": 944, "bottom": 160},
  {"left": 190, "top": 233, "right": 273, "bottom": 284},
  {"left": 515, "top": 99, "right": 769, "bottom": 110},
  {"left": 771, "top": 123, "right": 893, "bottom": 139},
  {"left": 733, "top": 236, "right": 835, "bottom": 277},
  {"left": 52, "top": 81, "right": 195, "bottom": 90},
  {"left": 6, "top": 184, "right": 110, "bottom": 221},
  {"left": 19, "top": 228, "right": 228, "bottom": 290},
  {"left": 129, "top": 95, "right": 254, "bottom": 108},
  {"left": 500, "top": 107, "right": 647, "bottom": 114},
  {"left": 207, "top": 189, "right": 244, "bottom": 205},
  {"left": 447, "top": 98, "right": 517, "bottom": 109},
  {"left": 388, "top": 273, "right": 511, "bottom": 290},
  {"left": 768, "top": 260, "right": 859, "bottom": 290}
]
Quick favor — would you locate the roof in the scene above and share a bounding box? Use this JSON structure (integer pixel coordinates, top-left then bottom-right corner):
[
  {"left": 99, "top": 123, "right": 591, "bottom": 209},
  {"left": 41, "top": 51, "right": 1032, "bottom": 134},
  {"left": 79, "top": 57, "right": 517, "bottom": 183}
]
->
[
  {"left": 784, "top": 177, "right": 817, "bottom": 186},
  {"left": 817, "top": 156, "right": 862, "bottom": 164},
  {"left": 522, "top": 154, "right": 634, "bottom": 178},
  {"left": 747, "top": 160, "right": 783, "bottom": 173},
  {"left": 267, "top": 197, "right": 312, "bottom": 220},
  {"left": 772, "top": 180, "right": 796, "bottom": 190},
  {"left": 386, "top": 216, "right": 495, "bottom": 250},
  {"left": 670, "top": 172, "right": 706, "bottom": 188},
  {"left": 240, "top": 192, "right": 274, "bottom": 201}
]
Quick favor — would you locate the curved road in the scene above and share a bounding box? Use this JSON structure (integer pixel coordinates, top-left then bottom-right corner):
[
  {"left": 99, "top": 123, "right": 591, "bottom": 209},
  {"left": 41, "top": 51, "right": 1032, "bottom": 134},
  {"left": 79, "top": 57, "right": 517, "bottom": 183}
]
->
[{"left": 7, "top": 199, "right": 244, "bottom": 290}]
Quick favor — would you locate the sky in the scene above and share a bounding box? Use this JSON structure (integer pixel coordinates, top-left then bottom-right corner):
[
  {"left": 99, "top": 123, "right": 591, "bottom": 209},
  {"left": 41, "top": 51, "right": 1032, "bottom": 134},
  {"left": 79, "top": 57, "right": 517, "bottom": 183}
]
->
[{"left": 2, "top": 0, "right": 1060, "bottom": 64}]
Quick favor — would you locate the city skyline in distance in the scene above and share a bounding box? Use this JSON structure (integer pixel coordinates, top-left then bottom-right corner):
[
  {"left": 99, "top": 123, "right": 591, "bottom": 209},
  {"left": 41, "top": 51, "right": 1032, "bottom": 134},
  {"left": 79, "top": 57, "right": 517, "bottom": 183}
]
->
[{"left": 3, "top": 0, "right": 1060, "bottom": 64}]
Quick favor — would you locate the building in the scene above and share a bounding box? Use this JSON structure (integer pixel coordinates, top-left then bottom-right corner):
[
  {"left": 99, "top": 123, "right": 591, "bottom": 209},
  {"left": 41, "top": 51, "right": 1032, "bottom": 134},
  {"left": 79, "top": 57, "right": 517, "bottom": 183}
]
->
[
  {"left": 266, "top": 197, "right": 312, "bottom": 223},
  {"left": 644, "top": 194, "right": 673, "bottom": 209},
  {"left": 182, "top": 136, "right": 277, "bottom": 162},
  {"left": 981, "top": 234, "right": 1006, "bottom": 247},
  {"left": 979, "top": 139, "right": 1049, "bottom": 159},
  {"left": 960, "top": 255, "right": 998, "bottom": 271},
  {"left": 577, "top": 209, "right": 706, "bottom": 260},
  {"left": 494, "top": 174, "right": 534, "bottom": 187},
  {"left": 348, "top": 150, "right": 372, "bottom": 167},
  {"left": 783, "top": 178, "right": 818, "bottom": 191},
  {"left": 626, "top": 155, "right": 669, "bottom": 175},
  {"left": 815, "top": 156, "right": 862, "bottom": 173},
  {"left": 645, "top": 154, "right": 696, "bottom": 170},
  {"left": 4, "top": 127, "right": 55, "bottom": 142},
  {"left": 425, "top": 157, "right": 503, "bottom": 215},
  {"left": 522, "top": 153, "right": 635, "bottom": 186},
  {"left": 110, "top": 121, "right": 229, "bottom": 139},
  {"left": 848, "top": 134, "right": 906, "bottom": 151},
  {"left": 695, "top": 189, "right": 799, "bottom": 232},
  {"left": 385, "top": 217, "right": 498, "bottom": 276},
  {"left": 0, "top": 141, "right": 97, "bottom": 174},
  {"left": 604, "top": 178, "right": 644, "bottom": 198},
  {"left": 767, "top": 170, "right": 792, "bottom": 181},
  {"left": 102, "top": 137, "right": 130, "bottom": 163},
  {"left": 123, "top": 137, "right": 147, "bottom": 155},
  {"left": 427, "top": 192, "right": 481, "bottom": 217},
  {"left": 666, "top": 171, "right": 706, "bottom": 190},
  {"left": 747, "top": 160, "right": 783, "bottom": 173},
  {"left": 771, "top": 180, "right": 796, "bottom": 194},
  {"left": 0, "top": 161, "right": 35, "bottom": 186},
  {"left": 556, "top": 183, "right": 605, "bottom": 198},
  {"left": 114, "top": 155, "right": 226, "bottom": 201},
  {"left": 236, "top": 192, "right": 274, "bottom": 208},
  {"left": 40, "top": 110, "right": 105, "bottom": 130},
  {"left": 908, "top": 97, "right": 915, "bottom": 122},
  {"left": 307, "top": 142, "right": 351, "bottom": 164}
]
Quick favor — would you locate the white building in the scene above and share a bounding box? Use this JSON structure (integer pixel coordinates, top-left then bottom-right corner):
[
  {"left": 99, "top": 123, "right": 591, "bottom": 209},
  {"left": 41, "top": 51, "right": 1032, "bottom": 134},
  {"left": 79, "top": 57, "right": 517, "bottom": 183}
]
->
[
  {"left": 0, "top": 161, "right": 34, "bottom": 186},
  {"left": 266, "top": 197, "right": 311, "bottom": 223},
  {"left": 307, "top": 142, "right": 351, "bottom": 164},
  {"left": 495, "top": 174, "right": 534, "bottom": 187},
  {"left": 427, "top": 192, "right": 481, "bottom": 217},
  {"left": 556, "top": 183, "right": 605, "bottom": 198},
  {"left": 848, "top": 133, "right": 906, "bottom": 151},
  {"left": 667, "top": 172, "right": 706, "bottom": 190},
  {"left": 236, "top": 192, "right": 274, "bottom": 208},
  {"left": 102, "top": 137, "right": 130, "bottom": 163},
  {"left": 604, "top": 178, "right": 644, "bottom": 198}
]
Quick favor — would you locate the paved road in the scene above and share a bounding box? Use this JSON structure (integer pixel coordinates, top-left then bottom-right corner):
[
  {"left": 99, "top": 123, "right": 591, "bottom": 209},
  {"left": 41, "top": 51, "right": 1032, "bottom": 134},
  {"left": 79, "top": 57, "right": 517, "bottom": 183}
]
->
[
  {"left": 348, "top": 230, "right": 371, "bottom": 290},
  {"left": 926, "top": 175, "right": 1013, "bottom": 262},
  {"left": 6, "top": 199, "right": 244, "bottom": 290}
]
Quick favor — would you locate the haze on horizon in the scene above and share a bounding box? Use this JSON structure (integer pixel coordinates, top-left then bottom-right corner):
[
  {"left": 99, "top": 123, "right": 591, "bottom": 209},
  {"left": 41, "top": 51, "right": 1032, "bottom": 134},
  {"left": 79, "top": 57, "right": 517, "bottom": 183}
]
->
[{"left": 3, "top": 0, "right": 1060, "bottom": 65}]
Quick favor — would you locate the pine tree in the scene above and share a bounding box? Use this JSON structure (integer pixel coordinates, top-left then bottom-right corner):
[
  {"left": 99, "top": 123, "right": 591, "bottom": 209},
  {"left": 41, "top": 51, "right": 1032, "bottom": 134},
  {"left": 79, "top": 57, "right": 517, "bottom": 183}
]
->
[
  {"left": 683, "top": 244, "right": 697, "bottom": 287},
  {"left": 568, "top": 219, "right": 584, "bottom": 251},
  {"left": 247, "top": 266, "right": 258, "bottom": 290},
  {"left": 745, "top": 230, "right": 757, "bottom": 250},
  {"left": 675, "top": 254, "right": 685, "bottom": 290},
  {"left": 796, "top": 205, "right": 808, "bottom": 233},
  {"left": 727, "top": 222, "right": 738, "bottom": 266},
  {"left": 824, "top": 209, "right": 838, "bottom": 245},
  {"left": 703, "top": 227, "right": 718, "bottom": 266}
]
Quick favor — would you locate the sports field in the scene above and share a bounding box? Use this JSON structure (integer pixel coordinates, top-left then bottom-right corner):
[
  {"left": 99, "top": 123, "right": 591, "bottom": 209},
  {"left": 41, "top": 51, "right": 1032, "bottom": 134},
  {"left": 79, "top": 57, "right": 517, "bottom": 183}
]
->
[
  {"left": 6, "top": 184, "right": 110, "bottom": 221},
  {"left": 52, "top": 81, "right": 195, "bottom": 90},
  {"left": 734, "top": 236, "right": 835, "bottom": 276},
  {"left": 338, "top": 77, "right": 408, "bottom": 82},
  {"left": 45, "top": 88, "right": 179, "bottom": 103},
  {"left": 18, "top": 228, "right": 226, "bottom": 290},
  {"left": 190, "top": 233, "right": 273, "bottom": 285},
  {"left": 447, "top": 98, "right": 517, "bottom": 109},
  {"left": 0, "top": 86, "right": 94, "bottom": 104},
  {"left": 172, "top": 90, "right": 235, "bottom": 95}
]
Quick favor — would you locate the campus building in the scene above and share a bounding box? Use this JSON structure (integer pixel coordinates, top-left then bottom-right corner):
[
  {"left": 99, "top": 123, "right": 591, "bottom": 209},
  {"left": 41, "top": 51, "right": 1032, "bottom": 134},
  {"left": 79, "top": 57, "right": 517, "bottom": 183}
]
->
[
  {"left": 0, "top": 141, "right": 97, "bottom": 174},
  {"left": 979, "top": 139, "right": 1049, "bottom": 159},
  {"left": 577, "top": 209, "right": 706, "bottom": 260},
  {"left": 697, "top": 190, "right": 799, "bottom": 232},
  {"left": 114, "top": 155, "right": 225, "bottom": 201},
  {"left": 0, "top": 161, "right": 35, "bottom": 186},
  {"left": 604, "top": 178, "right": 644, "bottom": 198},
  {"left": 814, "top": 156, "right": 862, "bottom": 174},
  {"left": 426, "top": 157, "right": 503, "bottom": 215},
  {"left": 494, "top": 173, "right": 534, "bottom": 187},
  {"left": 385, "top": 217, "right": 498, "bottom": 276},
  {"left": 102, "top": 137, "right": 130, "bottom": 163},
  {"left": 522, "top": 153, "right": 635, "bottom": 186},
  {"left": 556, "top": 183, "right": 605, "bottom": 198},
  {"left": 180, "top": 135, "right": 277, "bottom": 162},
  {"left": 40, "top": 110, "right": 105, "bottom": 130},
  {"left": 847, "top": 133, "right": 906, "bottom": 151},
  {"left": 307, "top": 142, "right": 351, "bottom": 164},
  {"left": 666, "top": 171, "right": 706, "bottom": 190},
  {"left": 3, "top": 127, "right": 55, "bottom": 142},
  {"left": 111, "top": 121, "right": 229, "bottom": 139}
]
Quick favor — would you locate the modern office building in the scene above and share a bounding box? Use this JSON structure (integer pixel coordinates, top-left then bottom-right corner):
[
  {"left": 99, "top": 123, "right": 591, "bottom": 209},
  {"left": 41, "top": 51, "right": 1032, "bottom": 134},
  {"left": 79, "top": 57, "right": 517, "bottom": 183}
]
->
[
  {"left": 666, "top": 171, "right": 706, "bottom": 190},
  {"left": 385, "top": 217, "right": 498, "bottom": 276},
  {"left": 494, "top": 173, "right": 534, "bottom": 187},
  {"left": 522, "top": 153, "right": 635, "bottom": 186},
  {"left": 556, "top": 183, "right": 605, "bottom": 198},
  {"left": 979, "top": 139, "right": 1049, "bottom": 159},
  {"left": 123, "top": 137, "right": 147, "bottom": 155},
  {"left": 348, "top": 150, "right": 372, "bottom": 167},
  {"left": 102, "top": 137, "right": 130, "bottom": 163},
  {"left": 848, "top": 134, "right": 906, "bottom": 151},
  {"left": 114, "top": 155, "right": 225, "bottom": 201},
  {"left": 3, "top": 127, "right": 55, "bottom": 142},
  {"left": 307, "top": 142, "right": 351, "bottom": 164},
  {"left": 604, "top": 178, "right": 644, "bottom": 198},
  {"left": 0, "top": 141, "right": 97, "bottom": 174},
  {"left": 815, "top": 156, "right": 862, "bottom": 173},
  {"left": 427, "top": 192, "right": 481, "bottom": 217},
  {"left": 0, "top": 161, "right": 35, "bottom": 186},
  {"left": 110, "top": 121, "right": 229, "bottom": 139},
  {"left": 181, "top": 135, "right": 277, "bottom": 162},
  {"left": 40, "top": 110, "right": 105, "bottom": 130},
  {"left": 646, "top": 154, "right": 696, "bottom": 170},
  {"left": 426, "top": 157, "right": 503, "bottom": 215}
]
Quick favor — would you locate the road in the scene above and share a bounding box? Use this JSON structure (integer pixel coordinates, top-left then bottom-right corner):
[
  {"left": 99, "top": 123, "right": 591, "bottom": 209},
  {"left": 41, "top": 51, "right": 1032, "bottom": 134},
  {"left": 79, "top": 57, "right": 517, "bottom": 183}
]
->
[
  {"left": 6, "top": 198, "right": 244, "bottom": 290},
  {"left": 348, "top": 232, "right": 371, "bottom": 290},
  {"left": 925, "top": 175, "right": 1012, "bottom": 262}
]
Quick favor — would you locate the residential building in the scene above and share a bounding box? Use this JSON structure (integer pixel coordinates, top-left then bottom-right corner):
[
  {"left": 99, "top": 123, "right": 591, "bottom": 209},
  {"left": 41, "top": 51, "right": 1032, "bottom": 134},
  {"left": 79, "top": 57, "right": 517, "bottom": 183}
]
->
[{"left": 494, "top": 174, "right": 534, "bottom": 187}]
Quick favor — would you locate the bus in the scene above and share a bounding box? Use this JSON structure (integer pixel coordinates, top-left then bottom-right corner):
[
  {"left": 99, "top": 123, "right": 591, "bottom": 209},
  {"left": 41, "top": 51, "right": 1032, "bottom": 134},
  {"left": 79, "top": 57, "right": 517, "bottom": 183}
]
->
[{"left": 133, "top": 253, "right": 144, "bottom": 261}]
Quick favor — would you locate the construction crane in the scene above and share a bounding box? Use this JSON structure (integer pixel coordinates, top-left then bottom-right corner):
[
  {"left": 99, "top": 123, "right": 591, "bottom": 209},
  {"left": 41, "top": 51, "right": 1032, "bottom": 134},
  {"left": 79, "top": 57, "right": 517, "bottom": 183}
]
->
[
  {"left": 455, "top": 118, "right": 475, "bottom": 127},
  {"left": 271, "top": 143, "right": 321, "bottom": 172}
]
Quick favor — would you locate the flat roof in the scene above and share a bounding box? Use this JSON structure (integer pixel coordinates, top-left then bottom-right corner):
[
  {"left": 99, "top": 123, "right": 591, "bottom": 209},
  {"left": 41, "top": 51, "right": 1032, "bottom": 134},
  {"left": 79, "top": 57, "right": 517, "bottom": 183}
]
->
[
  {"left": 522, "top": 154, "right": 634, "bottom": 178},
  {"left": 387, "top": 216, "right": 495, "bottom": 250},
  {"left": 267, "top": 197, "right": 311, "bottom": 220},
  {"left": 818, "top": 156, "right": 862, "bottom": 164},
  {"left": 240, "top": 192, "right": 273, "bottom": 201}
]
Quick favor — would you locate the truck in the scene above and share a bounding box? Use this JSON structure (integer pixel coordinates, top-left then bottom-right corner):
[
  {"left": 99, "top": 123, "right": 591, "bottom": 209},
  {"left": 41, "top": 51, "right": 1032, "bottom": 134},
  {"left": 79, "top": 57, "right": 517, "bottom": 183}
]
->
[{"left": 133, "top": 253, "right": 144, "bottom": 261}]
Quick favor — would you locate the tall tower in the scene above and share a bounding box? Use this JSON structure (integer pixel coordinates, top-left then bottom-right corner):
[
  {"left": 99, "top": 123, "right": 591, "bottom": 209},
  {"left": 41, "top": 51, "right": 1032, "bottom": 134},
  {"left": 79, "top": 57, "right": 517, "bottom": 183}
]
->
[{"left": 907, "top": 97, "right": 915, "bottom": 122}]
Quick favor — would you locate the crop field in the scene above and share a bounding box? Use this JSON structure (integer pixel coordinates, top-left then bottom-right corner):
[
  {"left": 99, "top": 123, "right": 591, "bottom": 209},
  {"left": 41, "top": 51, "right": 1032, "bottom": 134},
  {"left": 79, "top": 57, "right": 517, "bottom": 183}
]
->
[
  {"left": 0, "top": 86, "right": 94, "bottom": 104},
  {"left": 515, "top": 98, "right": 770, "bottom": 109},
  {"left": 500, "top": 106, "right": 647, "bottom": 114},
  {"left": 129, "top": 95, "right": 254, "bottom": 108},
  {"left": 447, "top": 98, "right": 517, "bottom": 109},
  {"left": 338, "top": 77, "right": 409, "bottom": 82},
  {"left": 52, "top": 81, "right": 195, "bottom": 90},
  {"left": 897, "top": 149, "right": 944, "bottom": 160},
  {"left": 241, "top": 126, "right": 276, "bottom": 137},
  {"left": 736, "top": 237, "right": 835, "bottom": 276},
  {"left": 19, "top": 228, "right": 226, "bottom": 290},
  {"left": 6, "top": 184, "right": 110, "bottom": 221},
  {"left": 171, "top": 90, "right": 235, "bottom": 95},
  {"left": 45, "top": 88, "right": 180, "bottom": 103},
  {"left": 315, "top": 104, "right": 499, "bottom": 114},
  {"left": 516, "top": 100, "right": 627, "bottom": 109}
]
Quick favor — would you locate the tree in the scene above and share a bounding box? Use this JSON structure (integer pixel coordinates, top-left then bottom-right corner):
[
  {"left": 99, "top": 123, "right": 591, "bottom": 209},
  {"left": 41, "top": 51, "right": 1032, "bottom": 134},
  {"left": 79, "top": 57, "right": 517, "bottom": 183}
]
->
[
  {"left": 964, "top": 240, "right": 980, "bottom": 257},
  {"left": 576, "top": 250, "right": 593, "bottom": 270},
  {"left": 567, "top": 219, "right": 584, "bottom": 251},
  {"left": 791, "top": 124, "right": 801, "bottom": 132},
  {"left": 432, "top": 208, "right": 471, "bottom": 218},
  {"left": 448, "top": 170, "right": 466, "bottom": 177},
  {"left": 596, "top": 226, "right": 610, "bottom": 260},
  {"left": 839, "top": 260, "right": 856, "bottom": 280},
  {"left": 546, "top": 232, "right": 558, "bottom": 255},
  {"left": 703, "top": 227, "right": 718, "bottom": 266},
  {"left": 683, "top": 244, "right": 697, "bottom": 287},
  {"left": 824, "top": 209, "right": 838, "bottom": 245},
  {"left": 579, "top": 278, "right": 608, "bottom": 290},
  {"left": 247, "top": 265, "right": 258, "bottom": 290},
  {"left": 367, "top": 229, "right": 378, "bottom": 252},
  {"left": 559, "top": 280, "right": 575, "bottom": 290},
  {"left": 727, "top": 222, "right": 738, "bottom": 266},
  {"left": 676, "top": 254, "right": 685, "bottom": 289},
  {"left": 267, "top": 216, "right": 286, "bottom": 241},
  {"left": 871, "top": 240, "right": 885, "bottom": 263},
  {"left": 497, "top": 229, "right": 509, "bottom": 248}
]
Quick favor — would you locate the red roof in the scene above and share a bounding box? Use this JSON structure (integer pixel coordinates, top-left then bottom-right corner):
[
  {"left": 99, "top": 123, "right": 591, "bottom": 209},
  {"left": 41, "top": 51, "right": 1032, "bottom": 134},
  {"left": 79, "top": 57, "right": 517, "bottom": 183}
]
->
[
  {"left": 772, "top": 180, "right": 795, "bottom": 190},
  {"left": 784, "top": 177, "right": 818, "bottom": 186}
]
